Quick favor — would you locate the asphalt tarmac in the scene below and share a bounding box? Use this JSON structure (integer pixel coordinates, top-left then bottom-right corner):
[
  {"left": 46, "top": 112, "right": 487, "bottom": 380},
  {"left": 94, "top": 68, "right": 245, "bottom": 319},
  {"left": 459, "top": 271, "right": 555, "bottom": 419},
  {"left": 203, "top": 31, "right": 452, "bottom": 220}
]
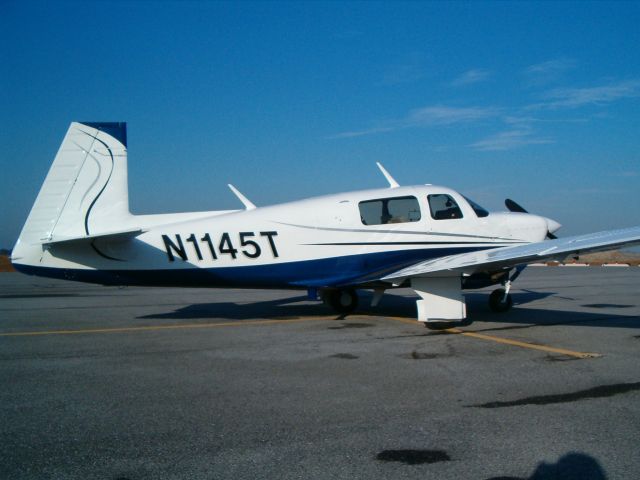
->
[{"left": 1, "top": 267, "right": 639, "bottom": 480}]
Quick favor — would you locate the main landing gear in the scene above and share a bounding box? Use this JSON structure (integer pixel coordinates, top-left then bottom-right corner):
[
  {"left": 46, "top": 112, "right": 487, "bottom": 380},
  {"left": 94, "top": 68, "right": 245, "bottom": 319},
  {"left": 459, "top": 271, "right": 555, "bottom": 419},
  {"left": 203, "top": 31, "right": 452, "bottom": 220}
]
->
[{"left": 323, "top": 288, "right": 359, "bottom": 314}]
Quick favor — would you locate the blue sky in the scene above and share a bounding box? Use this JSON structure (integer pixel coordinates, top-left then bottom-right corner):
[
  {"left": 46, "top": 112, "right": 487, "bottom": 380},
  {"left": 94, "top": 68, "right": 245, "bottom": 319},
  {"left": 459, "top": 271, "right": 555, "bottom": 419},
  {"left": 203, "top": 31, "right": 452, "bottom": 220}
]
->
[{"left": 1, "top": 1, "right": 639, "bottom": 248}]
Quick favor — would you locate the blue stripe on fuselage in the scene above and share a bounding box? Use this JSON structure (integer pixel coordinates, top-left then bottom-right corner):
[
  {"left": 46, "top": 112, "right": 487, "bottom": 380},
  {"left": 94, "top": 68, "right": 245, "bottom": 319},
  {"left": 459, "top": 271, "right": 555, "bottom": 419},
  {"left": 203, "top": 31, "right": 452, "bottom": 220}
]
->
[{"left": 12, "top": 246, "right": 495, "bottom": 289}]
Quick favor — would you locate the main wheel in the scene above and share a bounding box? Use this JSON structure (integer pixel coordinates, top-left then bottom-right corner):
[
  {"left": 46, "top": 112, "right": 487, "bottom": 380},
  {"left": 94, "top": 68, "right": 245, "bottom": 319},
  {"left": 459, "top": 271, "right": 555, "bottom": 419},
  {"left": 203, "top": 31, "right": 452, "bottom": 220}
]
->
[
  {"left": 326, "top": 289, "right": 359, "bottom": 314},
  {"left": 489, "top": 288, "right": 513, "bottom": 313}
]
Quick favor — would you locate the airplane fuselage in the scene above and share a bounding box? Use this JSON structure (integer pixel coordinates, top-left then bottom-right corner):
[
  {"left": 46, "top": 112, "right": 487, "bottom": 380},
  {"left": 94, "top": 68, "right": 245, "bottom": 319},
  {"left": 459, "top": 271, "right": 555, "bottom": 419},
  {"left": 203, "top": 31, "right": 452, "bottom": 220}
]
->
[{"left": 13, "top": 185, "right": 552, "bottom": 290}]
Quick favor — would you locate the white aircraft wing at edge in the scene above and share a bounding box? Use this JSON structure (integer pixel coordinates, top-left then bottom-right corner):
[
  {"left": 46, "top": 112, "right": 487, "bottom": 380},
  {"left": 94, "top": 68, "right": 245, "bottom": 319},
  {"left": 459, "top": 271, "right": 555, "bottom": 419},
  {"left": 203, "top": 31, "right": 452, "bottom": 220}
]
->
[{"left": 382, "top": 225, "right": 640, "bottom": 282}]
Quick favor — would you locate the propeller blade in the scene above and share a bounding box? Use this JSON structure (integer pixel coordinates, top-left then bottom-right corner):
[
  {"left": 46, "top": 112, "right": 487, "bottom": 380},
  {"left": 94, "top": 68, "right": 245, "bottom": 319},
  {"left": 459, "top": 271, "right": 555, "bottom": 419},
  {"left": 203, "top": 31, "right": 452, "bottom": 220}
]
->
[{"left": 505, "top": 198, "right": 528, "bottom": 214}]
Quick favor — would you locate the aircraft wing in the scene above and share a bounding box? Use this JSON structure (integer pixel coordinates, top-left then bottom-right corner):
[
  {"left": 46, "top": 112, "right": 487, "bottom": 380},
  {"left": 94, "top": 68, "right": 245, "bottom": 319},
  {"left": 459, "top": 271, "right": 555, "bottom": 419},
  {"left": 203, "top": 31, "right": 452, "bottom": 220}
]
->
[{"left": 382, "top": 226, "right": 640, "bottom": 282}]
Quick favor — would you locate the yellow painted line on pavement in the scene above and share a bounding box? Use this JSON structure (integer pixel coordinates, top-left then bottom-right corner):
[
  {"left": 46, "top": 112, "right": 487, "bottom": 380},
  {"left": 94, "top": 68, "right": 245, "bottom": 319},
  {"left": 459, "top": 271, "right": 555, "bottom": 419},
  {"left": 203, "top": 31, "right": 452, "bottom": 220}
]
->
[
  {"left": 380, "top": 316, "right": 600, "bottom": 359},
  {"left": 0, "top": 316, "right": 338, "bottom": 337},
  {"left": 446, "top": 327, "right": 601, "bottom": 358},
  {"left": 0, "top": 313, "right": 602, "bottom": 359}
]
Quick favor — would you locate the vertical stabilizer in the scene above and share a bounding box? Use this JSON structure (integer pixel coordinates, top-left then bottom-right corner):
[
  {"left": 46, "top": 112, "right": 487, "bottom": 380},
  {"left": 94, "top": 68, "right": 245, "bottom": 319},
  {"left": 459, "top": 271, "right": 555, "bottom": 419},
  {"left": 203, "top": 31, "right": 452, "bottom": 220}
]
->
[{"left": 13, "top": 122, "right": 132, "bottom": 260}]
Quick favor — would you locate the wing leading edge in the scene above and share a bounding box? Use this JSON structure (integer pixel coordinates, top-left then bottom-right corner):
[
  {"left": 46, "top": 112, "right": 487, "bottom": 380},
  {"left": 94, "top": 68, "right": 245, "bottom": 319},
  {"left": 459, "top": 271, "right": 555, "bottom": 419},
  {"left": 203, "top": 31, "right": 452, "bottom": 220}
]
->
[{"left": 382, "top": 226, "right": 640, "bottom": 282}]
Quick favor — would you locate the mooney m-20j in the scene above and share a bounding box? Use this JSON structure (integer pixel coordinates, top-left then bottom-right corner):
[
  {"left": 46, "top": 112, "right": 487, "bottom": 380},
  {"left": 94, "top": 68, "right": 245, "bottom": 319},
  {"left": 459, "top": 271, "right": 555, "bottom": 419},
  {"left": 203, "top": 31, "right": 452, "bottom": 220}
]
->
[{"left": 12, "top": 122, "right": 640, "bottom": 327}]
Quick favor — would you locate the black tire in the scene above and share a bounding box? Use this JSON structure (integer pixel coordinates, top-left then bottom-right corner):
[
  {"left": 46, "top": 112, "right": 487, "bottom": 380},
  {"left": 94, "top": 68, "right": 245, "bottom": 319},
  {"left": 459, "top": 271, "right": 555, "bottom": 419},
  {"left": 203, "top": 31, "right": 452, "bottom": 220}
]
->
[
  {"left": 424, "top": 318, "right": 473, "bottom": 330},
  {"left": 489, "top": 288, "right": 513, "bottom": 313},
  {"left": 327, "top": 289, "right": 359, "bottom": 314},
  {"left": 424, "top": 321, "right": 457, "bottom": 330}
]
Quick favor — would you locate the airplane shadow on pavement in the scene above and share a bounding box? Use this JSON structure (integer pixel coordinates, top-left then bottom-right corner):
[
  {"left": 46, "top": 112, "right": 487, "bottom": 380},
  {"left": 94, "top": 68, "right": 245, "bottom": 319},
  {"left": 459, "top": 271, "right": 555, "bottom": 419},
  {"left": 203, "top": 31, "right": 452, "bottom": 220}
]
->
[
  {"left": 485, "top": 452, "right": 607, "bottom": 480},
  {"left": 137, "top": 289, "right": 639, "bottom": 331},
  {"left": 376, "top": 450, "right": 607, "bottom": 479}
]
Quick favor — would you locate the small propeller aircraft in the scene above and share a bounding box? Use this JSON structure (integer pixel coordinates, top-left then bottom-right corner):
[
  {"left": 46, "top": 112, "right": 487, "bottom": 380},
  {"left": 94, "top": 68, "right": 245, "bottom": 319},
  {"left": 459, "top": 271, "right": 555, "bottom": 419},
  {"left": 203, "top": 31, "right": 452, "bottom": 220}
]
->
[{"left": 11, "top": 122, "right": 640, "bottom": 327}]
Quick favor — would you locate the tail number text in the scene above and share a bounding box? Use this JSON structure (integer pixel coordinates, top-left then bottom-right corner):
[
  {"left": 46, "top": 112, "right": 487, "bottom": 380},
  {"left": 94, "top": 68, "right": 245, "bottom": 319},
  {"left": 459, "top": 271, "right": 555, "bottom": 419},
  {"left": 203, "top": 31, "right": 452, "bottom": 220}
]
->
[{"left": 162, "top": 231, "right": 279, "bottom": 262}]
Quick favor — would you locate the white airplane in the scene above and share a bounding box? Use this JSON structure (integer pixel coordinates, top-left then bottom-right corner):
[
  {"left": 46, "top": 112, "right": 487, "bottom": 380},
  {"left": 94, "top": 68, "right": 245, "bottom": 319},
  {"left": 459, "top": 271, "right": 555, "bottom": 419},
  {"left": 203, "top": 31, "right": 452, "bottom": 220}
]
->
[{"left": 11, "top": 122, "right": 640, "bottom": 328}]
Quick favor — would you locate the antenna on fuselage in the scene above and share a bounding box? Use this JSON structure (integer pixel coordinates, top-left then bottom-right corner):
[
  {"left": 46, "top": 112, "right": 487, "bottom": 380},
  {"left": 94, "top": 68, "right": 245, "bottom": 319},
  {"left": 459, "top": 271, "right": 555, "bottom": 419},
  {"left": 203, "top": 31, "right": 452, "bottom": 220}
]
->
[
  {"left": 228, "top": 184, "right": 256, "bottom": 210},
  {"left": 376, "top": 162, "right": 400, "bottom": 188}
]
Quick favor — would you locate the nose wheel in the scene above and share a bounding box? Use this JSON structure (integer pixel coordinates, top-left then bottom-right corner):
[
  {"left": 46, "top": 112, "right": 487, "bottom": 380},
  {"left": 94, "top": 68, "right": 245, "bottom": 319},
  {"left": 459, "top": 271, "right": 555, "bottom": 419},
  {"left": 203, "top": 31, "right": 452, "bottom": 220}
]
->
[
  {"left": 489, "top": 287, "right": 513, "bottom": 313},
  {"left": 488, "top": 266, "right": 524, "bottom": 313}
]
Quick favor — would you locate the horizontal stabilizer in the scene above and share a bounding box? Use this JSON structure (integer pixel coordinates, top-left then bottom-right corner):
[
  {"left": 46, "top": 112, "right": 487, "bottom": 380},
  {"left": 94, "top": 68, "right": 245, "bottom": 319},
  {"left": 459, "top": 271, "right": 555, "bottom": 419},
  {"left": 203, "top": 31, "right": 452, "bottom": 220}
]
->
[{"left": 42, "top": 228, "right": 144, "bottom": 246}]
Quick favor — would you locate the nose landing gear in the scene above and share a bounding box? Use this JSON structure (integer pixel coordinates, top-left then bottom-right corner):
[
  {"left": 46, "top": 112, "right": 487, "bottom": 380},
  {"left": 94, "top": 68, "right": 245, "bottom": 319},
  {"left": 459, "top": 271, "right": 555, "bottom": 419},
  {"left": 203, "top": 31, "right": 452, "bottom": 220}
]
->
[
  {"left": 489, "top": 287, "right": 513, "bottom": 313},
  {"left": 488, "top": 266, "right": 523, "bottom": 313}
]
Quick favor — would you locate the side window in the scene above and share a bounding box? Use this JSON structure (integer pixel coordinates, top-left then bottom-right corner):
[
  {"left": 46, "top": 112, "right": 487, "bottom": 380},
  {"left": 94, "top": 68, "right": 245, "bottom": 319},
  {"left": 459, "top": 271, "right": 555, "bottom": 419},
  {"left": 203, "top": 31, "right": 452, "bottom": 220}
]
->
[
  {"left": 428, "top": 194, "right": 463, "bottom": 220},
  {"left": 359, "top": 196, "right": 421, "bottom": 225}
]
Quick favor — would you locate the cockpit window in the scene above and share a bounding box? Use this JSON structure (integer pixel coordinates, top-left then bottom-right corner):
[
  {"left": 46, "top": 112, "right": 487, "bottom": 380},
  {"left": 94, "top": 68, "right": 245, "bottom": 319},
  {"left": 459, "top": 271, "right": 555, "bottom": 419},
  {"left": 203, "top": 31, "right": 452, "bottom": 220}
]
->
[
  {"left": 428, "top": 194, "right": 463, "bottom": 220},
  {"left": 359, "top": 196, "right": 421, "bottom": 225},
  {"left": 463, "top": 196, "right": 489, "bottom": 218}
]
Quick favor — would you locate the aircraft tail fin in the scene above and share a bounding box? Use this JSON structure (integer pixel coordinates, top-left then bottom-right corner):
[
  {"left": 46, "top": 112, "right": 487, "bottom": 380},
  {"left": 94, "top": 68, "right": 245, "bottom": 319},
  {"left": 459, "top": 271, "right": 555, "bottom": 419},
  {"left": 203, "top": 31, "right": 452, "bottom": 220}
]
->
[{"left": 13, "top": 122, "right": 133, "bottom": 260}]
